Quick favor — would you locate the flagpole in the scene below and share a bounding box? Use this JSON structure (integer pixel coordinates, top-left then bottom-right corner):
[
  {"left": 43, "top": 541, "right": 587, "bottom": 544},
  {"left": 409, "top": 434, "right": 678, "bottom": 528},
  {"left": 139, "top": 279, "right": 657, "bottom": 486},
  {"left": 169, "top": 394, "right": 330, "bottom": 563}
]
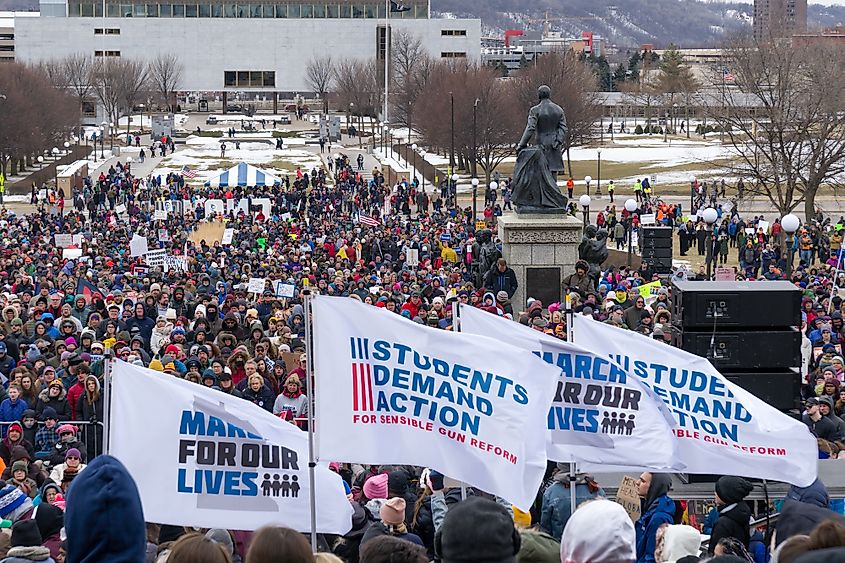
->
[
  {"left": 102, "top": 349, "right": 114, "bottom": 455},
  {"left": 384, "top": 0, "right": 389, "bottom": 127},
  {"left": 563, "top": 291, "right": 579, "bottom": 515},
  {"left": 303, "top": 288, "right": 319, "bottom": 551},
  {"left": 565, "top": 290, "right": 574, "bottom": 343},
  {"left": 452, "top": 301, "right": 468, "bottom": 501}
]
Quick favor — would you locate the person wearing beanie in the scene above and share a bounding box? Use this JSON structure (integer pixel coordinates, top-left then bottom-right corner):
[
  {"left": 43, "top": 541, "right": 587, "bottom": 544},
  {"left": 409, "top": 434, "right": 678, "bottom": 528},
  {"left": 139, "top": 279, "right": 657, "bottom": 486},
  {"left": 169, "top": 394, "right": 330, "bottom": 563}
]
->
[
  {"left": 34, "top": 501, "right": 64, "bottom": 559},
  {"left": 708, "top": 476, "right": 754, "bottom": 555},
  {"left": 148, "top": 358, "right": 164, "bottom": 372},
  {"left": 436, "top": 497, "right": 521, "bottom": 563},
  {"left": 4, "top": 518, "right": 55, "bottom": 562},
  {"left": 635, "top": 472, "right": 674, "bottom": 563},
  {"left": 35, "top": 381, "right": 71, "bottom": 423},
  {"left": 0, "top": 422, "right": 33, "bottom": 467},
  {"left": 49, "top": 448, "right": 86, "bottom": 485},
  {"left": 560, "top": 499, "right": 635, "bottom": 563},
  {"left": 66, "top": 455, "right": 146, "bottom": 563},
  {"left": 516, "top": 529, "right": 560, "bottom": 563},
  {"left": 10, "top": 460, "right": 37, "bottom": 499},
  {"left": 360, "top": 497, "right": 424, "bottom": 551},
  {"left": 363, "top": 473, "right": 390, "bottom": 521},
  {"left": 0, "top": 484, "right": 35, "bottom": 524}
]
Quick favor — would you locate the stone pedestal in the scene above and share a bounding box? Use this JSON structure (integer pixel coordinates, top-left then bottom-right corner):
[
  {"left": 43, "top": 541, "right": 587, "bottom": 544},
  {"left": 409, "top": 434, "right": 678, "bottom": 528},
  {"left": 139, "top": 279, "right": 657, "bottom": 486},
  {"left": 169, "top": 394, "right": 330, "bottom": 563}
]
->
[{"left": 499, "top": 213, "right": 582, "bottom": 311}]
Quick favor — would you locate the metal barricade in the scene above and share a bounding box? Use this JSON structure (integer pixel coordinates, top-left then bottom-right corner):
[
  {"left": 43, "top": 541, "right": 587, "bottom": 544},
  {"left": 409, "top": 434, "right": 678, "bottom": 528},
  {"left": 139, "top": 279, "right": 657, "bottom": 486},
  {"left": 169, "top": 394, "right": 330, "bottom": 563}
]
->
[{"left": 0, "top": 420, "right": 105, "bottom": 462}]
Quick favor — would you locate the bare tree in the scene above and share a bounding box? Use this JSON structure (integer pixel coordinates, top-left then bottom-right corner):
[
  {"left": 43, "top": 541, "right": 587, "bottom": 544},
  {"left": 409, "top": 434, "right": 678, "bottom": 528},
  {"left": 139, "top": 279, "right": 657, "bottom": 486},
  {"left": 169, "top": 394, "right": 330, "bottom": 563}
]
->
[
  {"left": 39, "top": 59, "right": 69, "bottom": 90},
  {"left": 304, "top": 54, "right": 334, "bottom": 114},
  {"left": 148, "top": 53, "right": 183, "bottom": 112},
  {"left": 416, "top": 61, "right": 521, "bottom": 183},
  {"left": 93, "top": 58, "right": 148, "bottom": 133},
  {"left": 390, "top": 30, "right": 429, "bottom": 133},
  {"left": 333, "top": 57, "right": 381, "bottom": 136},
  {"left": 716, "top": 38, "right": 845, "bottom": 217},
  {"left": 63, "top": 53, "right": 94, "bottom": 111},
  {"left": 0, "top": 63, "right": 78, "bottom": 176}
]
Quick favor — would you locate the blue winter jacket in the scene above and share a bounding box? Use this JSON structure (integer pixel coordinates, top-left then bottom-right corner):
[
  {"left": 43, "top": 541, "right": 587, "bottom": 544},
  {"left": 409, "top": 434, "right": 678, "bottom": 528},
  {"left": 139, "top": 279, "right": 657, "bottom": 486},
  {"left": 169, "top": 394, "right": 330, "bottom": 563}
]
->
[
  {"left": 0, "top": 398, "right": 28, "bottom": 424},
  {"left": 636, "top": 494, "right": 675, "bottom": 563},
  {"left": 540, "top": 480, "right": 605, "bottom": 540}
]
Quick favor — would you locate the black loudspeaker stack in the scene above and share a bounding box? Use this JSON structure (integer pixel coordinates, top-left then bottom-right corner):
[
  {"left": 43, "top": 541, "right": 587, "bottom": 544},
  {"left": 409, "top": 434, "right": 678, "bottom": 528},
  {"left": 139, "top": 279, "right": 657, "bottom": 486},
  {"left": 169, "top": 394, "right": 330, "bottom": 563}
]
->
[
  {"left": 671, "top": 280, "right": 802, "bottom": 412},
  {"left": 641, "top": 227, "right": 673, "bottom": 274}
]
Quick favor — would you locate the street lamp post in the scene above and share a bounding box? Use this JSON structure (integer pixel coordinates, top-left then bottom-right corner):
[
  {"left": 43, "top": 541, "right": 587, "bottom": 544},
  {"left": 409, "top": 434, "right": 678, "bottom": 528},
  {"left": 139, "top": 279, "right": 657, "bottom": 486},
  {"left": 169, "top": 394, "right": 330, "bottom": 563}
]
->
[
  {"left": 411, "top": 143, "right": 418, "bottom": 184},
  {"left": 109, "top": 122, "right": 114, "bottom": 150},
  {"left": 689, "top": 175, "right": 696, "bottom": 214},
  {"left": 663, "top": 110, "right": 668, "bottom": 143},
  {"left": 625, "top": 198, "right": 638, "bottom": 267},
  {"left": 472, "top": 98, "right": 479, "bottom": 180},
  {"left": 702, "top": 207, "right": 718, "bottom": 280},
  {"left": 781, "top": 213, "right": 800, "bottom": 279},
  {"left": 596, "top": 150, "right": 602, "bottom": 197},
  {"left": 584, "top": 175, "right": 592, "bottom": 197},
  {"left": 380, "top": 121, "right": 386, "bottom": 154},
  {"left": 579, "top": 194, "right": 591, "bottom": 230},
  {"left": 449, "top": 91, "right": 455, "bottom": 177},
  {"left": 451, "top": 173, "right": 458, "bottom": 208},
  {"left": 471, "top": 177, "right": 479, "bottom": 224},
  {"left": 51, "top": 147, "right": 60, "bottom": 188},
  {"left": 489, "top": 181, "right": 498, "bottom": 211},
  {"left": 419, "top": 150, "right": 426, "bottom": 194}
]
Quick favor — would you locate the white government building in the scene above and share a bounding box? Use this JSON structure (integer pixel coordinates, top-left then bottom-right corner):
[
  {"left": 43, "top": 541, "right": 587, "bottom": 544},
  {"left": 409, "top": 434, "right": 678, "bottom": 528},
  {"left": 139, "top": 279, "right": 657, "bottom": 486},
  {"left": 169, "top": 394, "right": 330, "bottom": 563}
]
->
[{"left": 13, "top": 0, "right": 480, "bottom": 107}]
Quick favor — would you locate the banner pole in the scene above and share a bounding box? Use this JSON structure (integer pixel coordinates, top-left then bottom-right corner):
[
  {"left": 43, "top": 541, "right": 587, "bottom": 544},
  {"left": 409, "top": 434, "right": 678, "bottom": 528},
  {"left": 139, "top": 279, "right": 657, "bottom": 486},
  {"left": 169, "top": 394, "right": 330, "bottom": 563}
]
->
[
  {"left": 102, "top": 350, "right": 114, "bottom": 455},
  {"left": 569, "top": 462, "right": 577, "bottom": 516},
  {"left": 303, "top": 289, "right": 318, "bottom": 551},
  {"left": 565, "top": 290, "right": 574, "bottom": 343},
  {"left": 453, "top": 301, "right": 468, "bottom": 501}
]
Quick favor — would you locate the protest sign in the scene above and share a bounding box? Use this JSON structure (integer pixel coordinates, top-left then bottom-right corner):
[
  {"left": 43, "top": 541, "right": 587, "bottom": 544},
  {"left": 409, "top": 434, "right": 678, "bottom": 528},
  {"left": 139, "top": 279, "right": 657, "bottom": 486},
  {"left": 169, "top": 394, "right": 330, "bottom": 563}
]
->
[
  {"left": 54, "top": 234, "right": 73, "bottom": 247},
  {"left": 637, "top": 280, "right": 662, "bottom": 298},
  {"left": 110, "top": 361, "right": 352, "bottom": 532},
  {"left": 459, "top": 305, "right": 677, "bottom": 469},
  {"left": 406, "top": 249, "right": 419, "bottom": 267},
  {"left": 62, "top": 248, "right": 82, "bottom": 260},
  {"left": 154, "top": 209, "right": 168, "bottom": 221},
  {"left": 164, "top": 255, "right": 188, "bottom": 273},
  {"left": 158, "top": 229, "right": 171, "bottom": 242},
  {"left": 248, "top": 277, "right": 266, "bottom": 294},
  {"left": 221, "top": 228, "right": 235, "bottom": 245},
  {"left": 640, "top": 214, "right": 656, "bottom": 226},
  {"left": 115, "top": 204, "right": 127, "bottom": 215},
  {"left": 130, "top": 234, "right": 149, "bottom": 257},
  {"left": 204, "top": 200, "right": 225, "bottom": 216},
  {"left": 572, "top": 316, "right": 818, "bottom": 485},
  {"left": 715, "top": 267, "right": 735, "bottom": 281},
  {"left": 274, "top": 281, "right": 296, "bottom": 299},
  {"left": 757, "top": 220, "right": 770, "bottom": 233},
  {"left": 312, "top": 296, "right": 559, "bottom": 509},
  {"left": 145, "top": 249, "right": 167, "bottom": 267},
  {"left": 615, "top": 476, "right": 642, "bottom": 522},
  {"left": 745, "top": 228, "right": 756, "bottom": 235}
]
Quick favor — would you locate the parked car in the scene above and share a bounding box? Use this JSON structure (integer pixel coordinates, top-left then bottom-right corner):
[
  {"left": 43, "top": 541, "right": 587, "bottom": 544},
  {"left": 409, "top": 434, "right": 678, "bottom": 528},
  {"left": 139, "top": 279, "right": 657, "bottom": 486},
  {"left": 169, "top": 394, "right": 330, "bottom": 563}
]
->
[
  {"left": 226, "top": 104, "right": 244, "bottom": 113},
  {"left": 284, "top": 104, "right": 310, "bottom": 113},
  {"left": 278, "top": 115, "right": 291, "bottom": 125},
  {"left": 206, "top": 116, "right": 218, "bottom": 125}
]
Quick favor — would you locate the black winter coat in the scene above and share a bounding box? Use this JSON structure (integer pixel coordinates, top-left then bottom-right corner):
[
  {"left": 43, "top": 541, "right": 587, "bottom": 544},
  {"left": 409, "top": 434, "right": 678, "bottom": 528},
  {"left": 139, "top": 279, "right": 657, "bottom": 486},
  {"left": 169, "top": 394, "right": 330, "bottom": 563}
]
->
[
  {"left": 709, "top": 501, "right": 751, "bottom": 554},
  {"left": 242, "top": 385, "right": 275, "bottom": 412}
]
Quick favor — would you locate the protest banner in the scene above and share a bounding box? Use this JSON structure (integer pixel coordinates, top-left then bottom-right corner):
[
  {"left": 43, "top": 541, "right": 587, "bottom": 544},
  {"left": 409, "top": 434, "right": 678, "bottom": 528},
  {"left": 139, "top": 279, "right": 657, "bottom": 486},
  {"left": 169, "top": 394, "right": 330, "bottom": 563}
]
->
[
  {"left": 110, "top": 361, "right": 352, "bottom": 533},
  {"left": 145, "top": 249, "right": 167, "bottom": 267},
  {"left": 54, "top": 234, "right": 73, "bottom": 247},
  {"left": 459, "top": 305, "right": 677, "bottom": 469},
  {"left": 130, "top": 234, "right": 149, "bottom": 257},
  {"left": 715, "top": 267, "right": 735, "bottom": 281},
  {"left": 274, "top": 281, "right": 296, "bottom": 299},
  {"left": 312, "top": 296, "right": 559, "bottom": 509},
  {"left": 637, "top": 280, "right": 662, "bottom": 298},
  {"left": 164, "top": 255, "right": 188, "bottom": 273},
  {"left": 221, "top": 228, "right": 235, "bottom": 245},
  {"left": 204, "top": 199, "right": 225, "bottom": 216},
  {"left": 615, "top": 476, "right": 642, "bottom": 522},
  {"left": 248, "top": 277, "right": 266, "bottom": 294},
  {"left": 572, "top": 316, "right": 818, "bottom": 485}
]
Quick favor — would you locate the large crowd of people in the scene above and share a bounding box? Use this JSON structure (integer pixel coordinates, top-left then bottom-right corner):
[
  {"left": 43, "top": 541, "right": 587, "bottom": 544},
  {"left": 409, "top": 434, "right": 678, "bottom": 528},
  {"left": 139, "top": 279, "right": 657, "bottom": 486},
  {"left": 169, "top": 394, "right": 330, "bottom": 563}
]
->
[{"left": 0, "top": 138, "right": 841, "bottom": 562}]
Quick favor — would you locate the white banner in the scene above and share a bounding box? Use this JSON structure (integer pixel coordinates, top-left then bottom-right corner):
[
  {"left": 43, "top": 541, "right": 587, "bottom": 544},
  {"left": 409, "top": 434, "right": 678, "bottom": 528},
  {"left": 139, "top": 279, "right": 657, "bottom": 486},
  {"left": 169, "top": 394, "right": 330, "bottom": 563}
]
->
[
  {"left": 573, "top": 317, "right": 818, "bottom": 486},
  {"left": 54, "top": 234, "right": 73, "bottom": 247},
  {"left": 205, "top": 199, "right": 225, "bottom": 216},
  {"left": 110, "top": 361, "right": 353, "bottom": 533},
  {"left": 312, "top": 296, "right": 558, "bottom": 510},
  {"left": 164, "top": 255, "right": 188, "bottom": 273},
  {"left": 459, "top": 305, "right": 678, "bottom": 469}
]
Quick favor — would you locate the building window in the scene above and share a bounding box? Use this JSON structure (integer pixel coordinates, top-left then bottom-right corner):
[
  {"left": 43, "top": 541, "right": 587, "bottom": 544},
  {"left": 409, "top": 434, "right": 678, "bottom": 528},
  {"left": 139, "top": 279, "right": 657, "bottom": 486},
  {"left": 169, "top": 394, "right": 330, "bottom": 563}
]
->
[
  {"left": 95, "top": 27, "right": 121, "bottom": 33},
  {"left": 441, "top": 29, "right": 467, "bottom": 36},
  {"left": 0, "top": 33, "right": 13, "bottom": 40},
  {"left": 94, "top": 50, "right": 121, "bottom": 57},
  {"left": 441, "top": 52, "right": 467, "bottom": 58},
  {"left": 223, "top": 70, "right": 275, "bottom": 88}
]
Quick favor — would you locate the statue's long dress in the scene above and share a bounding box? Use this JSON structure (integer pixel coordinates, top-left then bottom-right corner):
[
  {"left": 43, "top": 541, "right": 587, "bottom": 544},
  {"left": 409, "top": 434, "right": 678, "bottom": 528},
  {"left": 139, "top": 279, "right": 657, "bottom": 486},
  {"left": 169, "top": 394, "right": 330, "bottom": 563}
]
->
[{"left": 510, "top": 147, "right": 568, "bottom": 210}]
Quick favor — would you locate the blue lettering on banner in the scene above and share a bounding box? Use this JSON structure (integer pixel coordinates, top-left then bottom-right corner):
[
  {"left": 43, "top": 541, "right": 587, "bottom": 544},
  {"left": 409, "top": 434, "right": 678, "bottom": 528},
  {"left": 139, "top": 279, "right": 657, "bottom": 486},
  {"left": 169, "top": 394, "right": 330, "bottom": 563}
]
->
[
  {"left": 362, "top": 341, "right": 529, "bottom": 437},
  {"left": 610, "top": 355, "right": 752, "bottom": 441},
  {"left": 177, "top": 410, "right": 301, "bottom": 500}
]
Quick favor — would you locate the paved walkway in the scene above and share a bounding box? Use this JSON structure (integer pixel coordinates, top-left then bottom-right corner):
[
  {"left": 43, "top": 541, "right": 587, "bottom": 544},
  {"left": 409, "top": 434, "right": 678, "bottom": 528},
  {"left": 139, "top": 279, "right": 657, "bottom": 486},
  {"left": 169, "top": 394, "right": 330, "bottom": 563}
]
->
[{"left": 309, "top": 134, "right": 381, "bottom": 181}]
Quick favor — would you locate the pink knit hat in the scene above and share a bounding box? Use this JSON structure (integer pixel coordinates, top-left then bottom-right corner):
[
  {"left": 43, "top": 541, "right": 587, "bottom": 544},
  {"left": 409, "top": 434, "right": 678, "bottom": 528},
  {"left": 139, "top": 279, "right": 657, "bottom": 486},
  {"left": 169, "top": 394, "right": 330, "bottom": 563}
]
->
[
  {"left": 379, "top": 497, "right": 406, "bottom": 526},
  {"left": 363, "top": 473, "right": 389, "bottom": 500}
]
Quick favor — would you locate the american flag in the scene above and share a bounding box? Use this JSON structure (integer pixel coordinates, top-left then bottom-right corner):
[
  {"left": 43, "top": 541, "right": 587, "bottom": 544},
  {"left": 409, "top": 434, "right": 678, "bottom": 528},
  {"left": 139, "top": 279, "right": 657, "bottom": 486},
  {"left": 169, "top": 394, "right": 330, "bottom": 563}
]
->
[
  {"left": 722, "top": 67, "right": 734, "bottom": 83},
  {"left": 181, "top": 165, "right": 197, "bottom": 179},
  {"left": 357, "top": 212, "right": 380, "bottom": 227}
]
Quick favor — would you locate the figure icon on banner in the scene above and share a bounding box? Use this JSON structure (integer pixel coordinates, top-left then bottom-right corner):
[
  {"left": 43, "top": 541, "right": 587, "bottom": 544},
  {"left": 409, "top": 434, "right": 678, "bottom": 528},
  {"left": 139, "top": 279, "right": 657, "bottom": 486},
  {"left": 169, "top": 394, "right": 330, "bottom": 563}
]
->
[
  {"left": 600, "top": 412, "right": 637, "bottom": 435},
  {"left": 261, "top": 473, "right": 273, "bottom": 496},
  {"left": 260, "top": 473, "right": 300, "bottom": 498}
]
